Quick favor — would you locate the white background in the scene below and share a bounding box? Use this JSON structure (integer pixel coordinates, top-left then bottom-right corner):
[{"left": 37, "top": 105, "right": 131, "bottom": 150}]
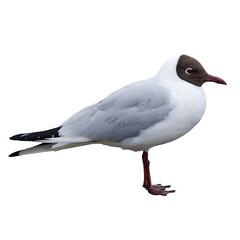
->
[{"left": 1, "top": 0, "right": 239, "bottom": 239}]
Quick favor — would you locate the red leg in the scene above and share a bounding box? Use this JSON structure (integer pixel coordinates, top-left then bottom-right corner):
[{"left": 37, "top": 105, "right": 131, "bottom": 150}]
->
[
  {"left": 142, "top": 151, "right": 152, "bottom": 189},
  {"left": 142, "top": 151, "right": 175, "bottom": 196}
]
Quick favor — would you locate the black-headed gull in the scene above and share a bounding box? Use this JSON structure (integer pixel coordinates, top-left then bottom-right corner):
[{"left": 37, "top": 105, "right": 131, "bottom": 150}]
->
[{"left": 9, "top": 55, "right": 226, "bottom": 196}]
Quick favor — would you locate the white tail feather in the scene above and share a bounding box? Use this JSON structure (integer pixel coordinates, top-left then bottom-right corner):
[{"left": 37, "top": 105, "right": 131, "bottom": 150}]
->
[{"left": 10, "top": 142, "right": 94, "bottom": 157}]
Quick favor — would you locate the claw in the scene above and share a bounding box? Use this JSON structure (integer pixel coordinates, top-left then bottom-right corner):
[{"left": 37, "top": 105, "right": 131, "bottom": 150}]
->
[
  {"left": 152, "top": 184, "right": 171, "bottom": 189},
  {"left": 152, "top": 185, "right": 165, "bottom": 190}
]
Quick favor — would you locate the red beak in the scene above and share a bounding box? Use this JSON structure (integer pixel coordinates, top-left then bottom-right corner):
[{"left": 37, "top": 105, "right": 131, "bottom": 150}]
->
[{"left": 203, "top": 75, "right": 227, "bottom": 85}]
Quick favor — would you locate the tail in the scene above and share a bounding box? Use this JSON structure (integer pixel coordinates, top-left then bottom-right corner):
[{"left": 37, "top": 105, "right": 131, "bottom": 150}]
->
[
  {"left": 9, "top": 126, "right": 93, "bottom": 157},
  {"left": 9, "top": 142, "right": 91, "bottom": 157},
  {"left": 9, "top": 143, "right": 54, "bottom": 157},
  {"left": 9, "top": 127, "right": 61, "bottom": 157}
]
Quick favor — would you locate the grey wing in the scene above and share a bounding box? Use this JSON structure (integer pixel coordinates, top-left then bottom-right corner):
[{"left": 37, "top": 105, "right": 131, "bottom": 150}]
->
[{"left": 59, "top": 81, "right": 174, "bottom": 142}]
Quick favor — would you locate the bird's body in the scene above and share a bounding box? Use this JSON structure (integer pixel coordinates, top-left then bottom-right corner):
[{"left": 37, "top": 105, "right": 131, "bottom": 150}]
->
[
  {"left": 9, "top": 54, "right": 226, "bottom": 195},
  {"left": 88, "top": 72, "right": 206, "bottom": 151}
]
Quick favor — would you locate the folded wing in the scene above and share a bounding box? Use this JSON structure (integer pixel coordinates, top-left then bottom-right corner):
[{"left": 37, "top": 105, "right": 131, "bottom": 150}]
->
[{"left": 59, "top": 81, "right": 174, "bottom": 143}]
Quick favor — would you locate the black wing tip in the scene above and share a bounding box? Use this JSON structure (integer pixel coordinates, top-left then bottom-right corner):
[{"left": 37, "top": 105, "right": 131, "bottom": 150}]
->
[
  {"left": 9, "top": 151, "right": 20, "bottom": 157},
  {"left": 9, "top": 127, "right": 62, "bottom": 142},
  {"left": 10, "top": 134, "right": 23, "bottom": 140}
]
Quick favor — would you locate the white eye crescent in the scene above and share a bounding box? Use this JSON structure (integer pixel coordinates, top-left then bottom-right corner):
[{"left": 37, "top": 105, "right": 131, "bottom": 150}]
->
[{"left": 185, "top": 67, "right": 193, "bottom": 75}]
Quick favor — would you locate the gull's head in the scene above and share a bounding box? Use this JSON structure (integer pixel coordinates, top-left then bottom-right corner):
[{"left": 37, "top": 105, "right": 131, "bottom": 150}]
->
[{"left": 157, "top": 55, "right": 227, "bottom": 87}]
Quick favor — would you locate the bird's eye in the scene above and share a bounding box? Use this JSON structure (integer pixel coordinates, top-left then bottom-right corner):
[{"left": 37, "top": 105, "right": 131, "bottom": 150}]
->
[{"left": 185, "top": 68, "right": 193, "bottom": 75}]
